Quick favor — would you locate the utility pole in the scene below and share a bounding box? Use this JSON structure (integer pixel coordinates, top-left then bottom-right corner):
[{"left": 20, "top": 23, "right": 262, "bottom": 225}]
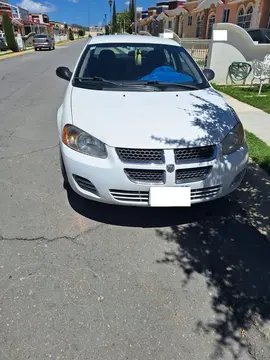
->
[
  {"left": 134, "top": 0, "right": 137, "bottom": 34},
  {"left": 108, "top": 0, "right": 112, "bottom": 34}
]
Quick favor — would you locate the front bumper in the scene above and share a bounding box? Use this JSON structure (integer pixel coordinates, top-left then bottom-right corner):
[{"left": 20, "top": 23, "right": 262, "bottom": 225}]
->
[
  {"left": 34, "top": 44, "right": 50, "bottom": 48},
  {"left": 61, "top": 142, "right": 249, "bottom": 207}
]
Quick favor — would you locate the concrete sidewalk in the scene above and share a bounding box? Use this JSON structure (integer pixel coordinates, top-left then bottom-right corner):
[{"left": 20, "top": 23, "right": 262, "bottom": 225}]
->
[{"left": 221, "top": 93, "right": 270, "bottom": 146}]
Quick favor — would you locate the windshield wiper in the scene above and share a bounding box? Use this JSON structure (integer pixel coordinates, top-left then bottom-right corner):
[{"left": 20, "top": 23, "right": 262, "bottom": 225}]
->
[
  {"left": 144, "top": 81, "right": 200, "bottom": 90},
  {"left": 73, "top": 76, "right": 120, "bottom": 87}
]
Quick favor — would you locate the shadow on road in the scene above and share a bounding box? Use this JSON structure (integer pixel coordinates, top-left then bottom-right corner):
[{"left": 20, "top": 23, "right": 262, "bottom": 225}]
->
[
  {"left": 67, "top": 163, "right": 270, "bottom": 359},
  {"left": 66, "top": 93, "right": 270, "bottom": 359},
  {"left": 155, "top": 163, "right": 270, "bottom": 359}
]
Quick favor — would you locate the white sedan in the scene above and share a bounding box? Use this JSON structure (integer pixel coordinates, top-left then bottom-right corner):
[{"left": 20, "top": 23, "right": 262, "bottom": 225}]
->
[{"left": 56, "top": 35, "right": 248, "bottom": 207}]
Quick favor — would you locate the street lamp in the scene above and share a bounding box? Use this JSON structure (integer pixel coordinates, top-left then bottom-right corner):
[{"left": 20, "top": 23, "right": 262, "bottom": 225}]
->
[
  {"left": 108, "top": 0, "right": 112, "bottom": 34},
  {"left": 134, "top": 0, "right": 137, "bottom": 34}
]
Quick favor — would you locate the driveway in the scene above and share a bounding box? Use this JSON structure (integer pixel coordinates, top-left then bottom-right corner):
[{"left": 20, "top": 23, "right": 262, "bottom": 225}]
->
[{"left": 0, "top": 40, "right": 270, "bottom": 360}]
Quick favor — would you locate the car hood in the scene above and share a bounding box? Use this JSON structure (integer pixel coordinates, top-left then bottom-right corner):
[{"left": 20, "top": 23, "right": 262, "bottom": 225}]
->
[{"left": 70, "top": 86, "right": 237, "bottom": 149}]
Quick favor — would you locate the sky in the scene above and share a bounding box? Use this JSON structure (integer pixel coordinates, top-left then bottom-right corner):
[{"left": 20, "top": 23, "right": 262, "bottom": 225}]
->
[{"left": 9, "top": 0, "right": 153, "bottom": 27}]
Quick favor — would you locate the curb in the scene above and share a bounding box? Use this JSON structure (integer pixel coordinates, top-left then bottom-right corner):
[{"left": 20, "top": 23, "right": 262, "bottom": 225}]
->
[
  {"left": 0, "top": 48, "right": 34, "bottom": 60},
  {"left": 0, "top": 38, "right": 85, "bottom": 61}
]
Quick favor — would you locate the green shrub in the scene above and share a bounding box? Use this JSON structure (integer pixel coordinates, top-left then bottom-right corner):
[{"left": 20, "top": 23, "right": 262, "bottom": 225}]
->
[
  {"left": 2, "top": 12, "right": 18, "bottom": 52},
  {"left": 68, "top": 28, "right": 74, "bottom": 40}
]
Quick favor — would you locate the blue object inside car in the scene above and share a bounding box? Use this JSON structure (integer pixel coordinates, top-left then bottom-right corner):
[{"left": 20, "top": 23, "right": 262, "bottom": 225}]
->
[{"left": 139, "top": 66, "right": 193, "bottom": 83}]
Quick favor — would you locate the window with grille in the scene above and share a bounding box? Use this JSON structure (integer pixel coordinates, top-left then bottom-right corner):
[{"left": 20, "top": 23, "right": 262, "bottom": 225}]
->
[
  {"left": 196, "top": 16, "right": 204, "bottom": 38},
  {"left": 207, "top": 15, "right": 215, "bottom": 39},
  {"left": 188, "top": 16, "right": 192, "bottom": 26},
  {"left": 237, "top": 8, "right": 245, "bottom": 28},
  {"left": 245, "top": 6, "right": 253, "bottom": 29},
  {"left": 222, "top": 8, "right": 230, "bottom": 23}
]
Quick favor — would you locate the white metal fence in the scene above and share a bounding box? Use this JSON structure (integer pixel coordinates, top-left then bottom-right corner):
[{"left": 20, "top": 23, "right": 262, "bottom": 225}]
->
[
  {"left": 155, "top": 29, "right": 211, "bottom": 70},
  {"left": 179, "top": 39, "right": 211, "bottom": 70}
]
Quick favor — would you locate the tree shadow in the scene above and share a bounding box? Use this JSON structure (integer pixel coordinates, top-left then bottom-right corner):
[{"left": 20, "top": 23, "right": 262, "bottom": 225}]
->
[
  {"left": 156, "top": 163, "right": 270, "bottom": 359},
  {"left": 66, "top": 88, "right": 270, "bottom": 358},
  {"left": 150, "top": 88, "right": 234, "bottom": 148},
  {"left": 149, "top": 91, "right": 270, "bottom": 358}
]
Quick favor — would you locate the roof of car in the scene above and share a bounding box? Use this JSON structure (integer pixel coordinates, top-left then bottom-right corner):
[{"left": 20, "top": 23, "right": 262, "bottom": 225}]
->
[{"left": 87, "top": 34, "right": 181, "bottom": 47}]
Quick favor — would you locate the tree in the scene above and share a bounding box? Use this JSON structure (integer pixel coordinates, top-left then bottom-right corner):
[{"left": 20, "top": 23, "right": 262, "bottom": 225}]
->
[
  {"left": 129, "top": 0, "right": 135, "bottom": 24},
  {"left": 78, "top": 29, "right": 84, "bottom": 37},
  {"left": 105, "top": 25, "right": 110, "bottom": 35},
  {"left": 68, "top": 28, "right": 74, "bottom": 40},
  {"left": 64, "top": 23, "right": 68, "bottom": 29},
  {"left": 2, "top": 12, "right": 18, "bottom": 52},
  {"left": 112, "top": 0, "right": 118, "bottom": 34},
  {"left": 117, "top": 10, "right": 132, "bottom": 34}
]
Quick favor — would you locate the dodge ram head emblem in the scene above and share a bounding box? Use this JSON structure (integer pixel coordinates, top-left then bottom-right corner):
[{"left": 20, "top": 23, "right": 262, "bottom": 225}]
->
[{"left": 166, "top": 164, "right": 175, "bottom": 173}]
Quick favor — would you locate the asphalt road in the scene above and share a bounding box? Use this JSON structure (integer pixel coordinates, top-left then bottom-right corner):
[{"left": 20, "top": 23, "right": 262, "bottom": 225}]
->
[{"left": 0, "top": 40, "right": 270, "bottom": 360}]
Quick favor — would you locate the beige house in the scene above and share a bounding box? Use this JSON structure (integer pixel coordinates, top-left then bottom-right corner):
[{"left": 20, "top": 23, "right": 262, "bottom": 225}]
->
[{"left": 137, "top": 0, "right": 270, "bottom": 39}]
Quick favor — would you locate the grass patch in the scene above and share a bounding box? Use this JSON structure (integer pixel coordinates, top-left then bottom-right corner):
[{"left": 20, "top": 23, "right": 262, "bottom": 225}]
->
[
  {"left": 246, "top": 131, "right": 270, "bottom": 174},
  {"left": 212, "top": 84, "right": 270, "bottom": 113}
]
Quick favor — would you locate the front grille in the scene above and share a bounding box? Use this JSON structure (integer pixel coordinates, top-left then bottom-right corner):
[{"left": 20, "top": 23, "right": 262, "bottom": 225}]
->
[
  {"left": 116, "top": 148, "right": 163, "bottom": 163},
  {"left": 124, "top": 169, "right": 165, "bottom": 184},
  {"left": 176, "top": 166, "right": 212, "bottom": 183},
  {"left": 174, "top": 145, "right": 215, "bottom": 163},
  {"left": 73, "top": 175, "right": 98, "bottom": 195},
  {"left": 191, "top": 186, "right": 221, "bottom": 200},
  {"left": 110, "top": 190, "right": 149, "bottom": 203},
  {"left": 110, "top": 185, "right": 221, "bottom": 204}
]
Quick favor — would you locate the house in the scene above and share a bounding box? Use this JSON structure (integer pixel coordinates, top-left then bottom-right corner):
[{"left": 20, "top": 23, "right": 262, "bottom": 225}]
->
[
  {"left": 137, "top": 0, "right": 270, "bottom": 39},
  {"left": 0, "top": 1, "right": 49, "bottom": 37},
  {"left": 89, "top": 26, "right": 105, "bottom": 36},
  {"left": 215, "top": 0, "right": 270, "bottom": 29},
  {"left": 50, "top": 21, "right": 68, "bottom": 42},
  {"left": 29, "top": 13, "right": 50, "bottom": 26}
]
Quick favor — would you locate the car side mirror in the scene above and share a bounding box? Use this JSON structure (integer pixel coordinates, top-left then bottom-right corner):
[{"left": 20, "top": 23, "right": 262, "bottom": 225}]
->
[
  {"left": 56, "top": 66, "right": 72, "bottom": 81},
  {"left": 203, "top": 68, "right": 215, "bottom": 82}
]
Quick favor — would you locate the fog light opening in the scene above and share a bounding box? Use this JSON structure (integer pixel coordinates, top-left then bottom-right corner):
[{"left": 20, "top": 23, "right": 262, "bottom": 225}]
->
[{"left": 230, "top": 169, "right": 247, "bottom": 188}]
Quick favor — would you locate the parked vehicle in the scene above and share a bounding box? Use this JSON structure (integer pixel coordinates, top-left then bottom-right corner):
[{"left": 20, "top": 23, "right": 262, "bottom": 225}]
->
[
  {"left": 246, "top": 28, "right": 270, "bottom": 44},
  {"left": 56, "top": 35, "right": 248, "bottom": 207},
  {"left": 0, "top": 37, "right": 8, "bottom": 51},
  {"left": 33, "top": 34, "right": 55, "bottom": 51}
]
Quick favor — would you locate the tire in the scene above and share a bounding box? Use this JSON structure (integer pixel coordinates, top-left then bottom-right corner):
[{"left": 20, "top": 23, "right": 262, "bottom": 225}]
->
[{"left": 34, "top": 48, "right": 37, "bottom": 51}]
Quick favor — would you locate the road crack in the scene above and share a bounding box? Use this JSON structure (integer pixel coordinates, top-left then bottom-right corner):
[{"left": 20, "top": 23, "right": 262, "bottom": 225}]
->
[
  {"left": 0, "top": 223, "right": 104, "bottom": 245},
  {"left": 0, "top": 144, "right": 59, "bottom": 160}
]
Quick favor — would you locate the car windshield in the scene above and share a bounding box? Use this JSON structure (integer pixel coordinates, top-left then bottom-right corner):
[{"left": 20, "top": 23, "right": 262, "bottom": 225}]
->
[{"left": 73, "top": 42, "right": 209, "bottom": 91}]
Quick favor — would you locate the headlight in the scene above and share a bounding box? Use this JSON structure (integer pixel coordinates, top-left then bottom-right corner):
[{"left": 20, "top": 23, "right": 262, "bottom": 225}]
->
[
  {"left": 62, "top": 124, "right": 107, "bottom": 158},
  {"left": 221, "top": 122, "right": 245, "bottom": 155}
]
